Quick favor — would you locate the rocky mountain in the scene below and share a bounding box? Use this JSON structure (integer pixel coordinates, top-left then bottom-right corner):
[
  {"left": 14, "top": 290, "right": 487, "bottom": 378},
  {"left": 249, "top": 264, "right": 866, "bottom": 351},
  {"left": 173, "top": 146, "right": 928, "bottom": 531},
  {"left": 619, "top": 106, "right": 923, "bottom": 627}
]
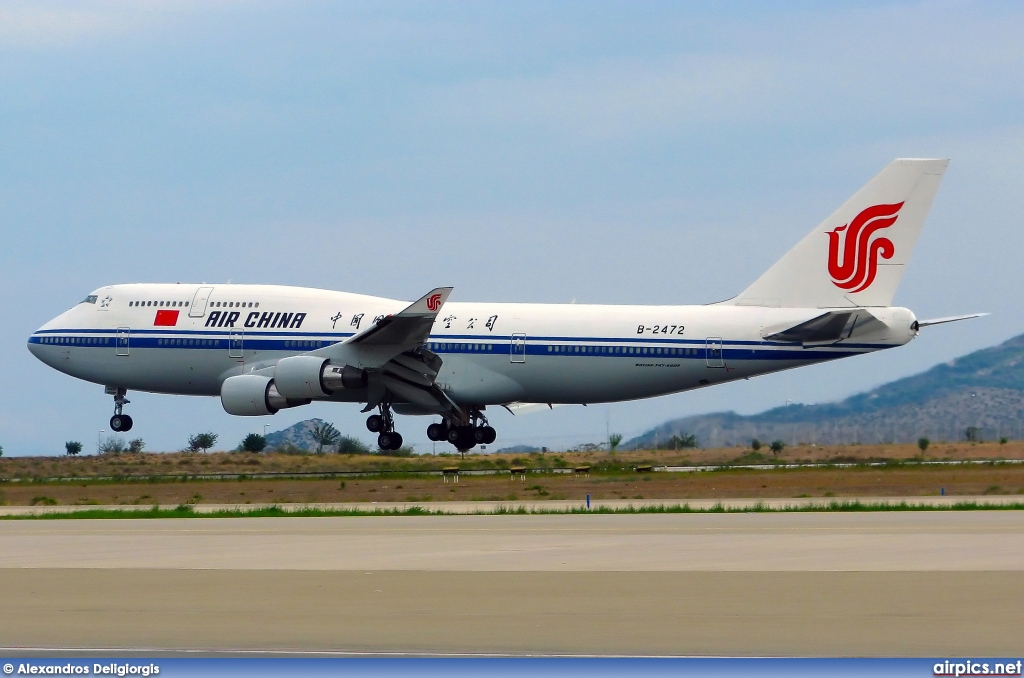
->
[
  {"left": 626, "top": 333, "right": 1024, "bottom": 449},
  {"left": 264, "top": 418, "right": 330, "bottom": 452}
]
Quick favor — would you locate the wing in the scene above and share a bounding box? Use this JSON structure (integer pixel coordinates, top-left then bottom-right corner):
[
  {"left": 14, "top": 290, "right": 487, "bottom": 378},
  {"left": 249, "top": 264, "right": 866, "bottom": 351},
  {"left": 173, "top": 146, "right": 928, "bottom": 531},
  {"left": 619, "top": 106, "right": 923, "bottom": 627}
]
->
[{"left": 317, "top": 287, "right": 457, "bottom": 415}]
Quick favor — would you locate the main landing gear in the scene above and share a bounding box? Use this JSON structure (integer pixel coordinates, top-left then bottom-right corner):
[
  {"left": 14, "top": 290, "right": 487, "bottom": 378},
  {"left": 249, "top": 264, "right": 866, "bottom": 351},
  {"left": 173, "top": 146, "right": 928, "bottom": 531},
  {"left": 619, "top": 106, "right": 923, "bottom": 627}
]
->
[
  {"left": 109, "top": 387, "right": 133, "bottom": 432},
  {"left": 426, "top": 409, "right": 496, "bottom": 452},
  {"left": 366, "top": 403, "right": 403, "bottom": 451}
]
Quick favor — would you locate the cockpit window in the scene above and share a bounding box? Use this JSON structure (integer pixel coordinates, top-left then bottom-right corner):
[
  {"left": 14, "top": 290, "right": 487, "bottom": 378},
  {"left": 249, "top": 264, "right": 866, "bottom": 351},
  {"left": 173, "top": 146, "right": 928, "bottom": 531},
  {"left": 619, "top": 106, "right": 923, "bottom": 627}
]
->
[{"left": 82, "top": 295, "right": 98, "bottom": 304}]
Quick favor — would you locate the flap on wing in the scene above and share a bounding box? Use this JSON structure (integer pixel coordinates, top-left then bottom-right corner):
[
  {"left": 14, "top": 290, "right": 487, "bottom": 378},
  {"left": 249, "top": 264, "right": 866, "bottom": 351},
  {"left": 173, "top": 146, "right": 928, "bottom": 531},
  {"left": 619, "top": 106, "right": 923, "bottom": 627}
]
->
[{"left": 762, "top": 310, "right": 863, "bottom": 345}]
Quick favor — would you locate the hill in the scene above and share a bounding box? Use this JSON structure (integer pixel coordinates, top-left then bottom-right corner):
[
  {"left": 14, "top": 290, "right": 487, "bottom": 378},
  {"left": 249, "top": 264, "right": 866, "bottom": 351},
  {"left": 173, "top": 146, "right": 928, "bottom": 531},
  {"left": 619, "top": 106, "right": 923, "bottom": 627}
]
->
[
  {"left": 626, "top": 333, "right": 1024, "bottom": 449},
  {"left": 264, "top": 418, "right": 330, "bottom": 452}
]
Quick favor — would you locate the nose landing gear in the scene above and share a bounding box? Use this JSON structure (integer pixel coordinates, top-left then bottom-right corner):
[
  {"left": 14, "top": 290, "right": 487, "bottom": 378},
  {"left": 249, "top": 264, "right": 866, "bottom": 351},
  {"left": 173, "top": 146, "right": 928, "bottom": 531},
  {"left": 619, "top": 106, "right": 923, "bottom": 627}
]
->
[{"left": 108, "top": 387, "right": 133, "bottom": 432}]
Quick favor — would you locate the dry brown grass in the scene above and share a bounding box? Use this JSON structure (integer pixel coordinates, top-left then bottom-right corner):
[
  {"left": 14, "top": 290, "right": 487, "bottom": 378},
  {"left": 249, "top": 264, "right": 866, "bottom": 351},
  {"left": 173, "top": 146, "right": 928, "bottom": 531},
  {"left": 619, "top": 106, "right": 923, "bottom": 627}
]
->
[
  {"left": 1, "top": 441, "right": 1021, "bottom": 507},
  {"left": 2, "top": 440, "right": 1022, "bottom": 481},
  {"left": 2, "top": 461, "right": 1023, "bottom": 506}
]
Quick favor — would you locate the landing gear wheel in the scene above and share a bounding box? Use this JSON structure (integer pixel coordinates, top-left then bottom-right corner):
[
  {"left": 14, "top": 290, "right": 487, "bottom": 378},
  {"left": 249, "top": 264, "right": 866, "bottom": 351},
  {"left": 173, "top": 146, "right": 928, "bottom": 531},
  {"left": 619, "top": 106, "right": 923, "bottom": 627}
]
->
[
  {"left": 110, "top": 414, "right": 133, "bottom": 432},
  {"left": 426, "top": 422, "right": 447, "bottom": 441},
  {"left": 473, "top": 427, "right": 487, "bottom": 444},
  {"left": 481, "top": 426, "right": 496, "bottom": 444},
  {"left": 366, "top": 414, "right": 384, "bottom": 433},
  {"left": 447, "top": 425, "right": 476, "bottom": 450},
  {"left": 377, "top": 431, "right": 403, "bottom": 451}
]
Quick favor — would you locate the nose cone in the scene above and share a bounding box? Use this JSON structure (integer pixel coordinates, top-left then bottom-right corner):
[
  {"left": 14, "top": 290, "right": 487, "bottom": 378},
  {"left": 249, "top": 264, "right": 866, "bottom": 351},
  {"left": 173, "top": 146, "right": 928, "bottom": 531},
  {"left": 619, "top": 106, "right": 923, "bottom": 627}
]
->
[
  {"left": 27, "top": 327, "right": 52, "bottom": 365},
  {"left": 28, "top": 310, "right": 66, "bottom": 368},
  {"left": 27, "top": 333, "right": 42, "bottom": 359}
]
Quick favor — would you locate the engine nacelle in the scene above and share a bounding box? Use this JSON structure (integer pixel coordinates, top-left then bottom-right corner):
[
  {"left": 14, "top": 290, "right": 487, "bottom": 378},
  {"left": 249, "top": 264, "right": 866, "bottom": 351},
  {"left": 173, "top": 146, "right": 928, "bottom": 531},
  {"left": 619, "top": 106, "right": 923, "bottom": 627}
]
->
[
  {"left": 220, "top": 374, "right": 310, "bottom": 416},
  {"left": 273, "top": 355, "right": 368, "bottom": 399}
]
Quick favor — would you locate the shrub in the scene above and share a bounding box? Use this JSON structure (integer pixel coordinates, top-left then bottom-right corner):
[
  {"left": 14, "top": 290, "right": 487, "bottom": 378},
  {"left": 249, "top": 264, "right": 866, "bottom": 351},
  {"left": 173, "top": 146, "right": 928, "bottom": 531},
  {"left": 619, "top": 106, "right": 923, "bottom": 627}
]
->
[
  {"left": 609, "top": 433, "right": 623, "bottom": 452},
  {"left": 128, "top": 438, "right": 145, "bottom": 454},
  {"left": 376, "top": 445, "right": 414, "bottom": 458},
  {"left": 65, "top": 441, "right": 83, "bottom": 456},
  {"left": 336, "top": 435, "right": 371, "bottom": 455},
  {"left": 241, "top": 433, "right": 267, "bottom": 453},
  {"left": 751, "top": 439, "right": 762, "bottom": 451},
  {"left": 99, "top": 436, "right": 127, "bottom": 455},
  {"left": 917, "top": 437, "right": 930, "bottom": 453}
]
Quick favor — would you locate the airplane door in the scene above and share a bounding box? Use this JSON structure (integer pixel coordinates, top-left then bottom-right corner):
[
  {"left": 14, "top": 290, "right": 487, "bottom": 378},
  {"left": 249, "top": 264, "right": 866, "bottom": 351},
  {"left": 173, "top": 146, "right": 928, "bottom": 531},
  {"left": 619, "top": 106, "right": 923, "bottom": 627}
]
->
[
  {"left": 510, "top": 333, "right": 526, "bottom": 363},
  {"left": 189, "top": 287, "right": 214, "bottom": 318},
  {"left": 705, "top": 337, "right": 724, "bottom": 368},
  {"left": 116, "top": 327, "right": 130, "bottom": 356},
  {"left": 228, "top": 330, "right": 243, "bottom": 359}
]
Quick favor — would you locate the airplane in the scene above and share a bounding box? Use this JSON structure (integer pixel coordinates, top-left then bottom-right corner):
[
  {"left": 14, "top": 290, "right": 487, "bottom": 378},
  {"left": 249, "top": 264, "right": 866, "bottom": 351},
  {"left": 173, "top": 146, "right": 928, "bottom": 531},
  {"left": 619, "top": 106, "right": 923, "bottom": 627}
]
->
[{"left": 27, "top": 158, "right": 983, "bottom": 452}]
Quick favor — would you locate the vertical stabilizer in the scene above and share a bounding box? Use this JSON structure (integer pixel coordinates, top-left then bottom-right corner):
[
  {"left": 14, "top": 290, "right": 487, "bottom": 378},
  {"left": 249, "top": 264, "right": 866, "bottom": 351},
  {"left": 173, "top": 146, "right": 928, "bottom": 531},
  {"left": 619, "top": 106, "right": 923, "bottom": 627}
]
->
[{"left": 728, "top": 158, "right": 948, "bottom": 308}]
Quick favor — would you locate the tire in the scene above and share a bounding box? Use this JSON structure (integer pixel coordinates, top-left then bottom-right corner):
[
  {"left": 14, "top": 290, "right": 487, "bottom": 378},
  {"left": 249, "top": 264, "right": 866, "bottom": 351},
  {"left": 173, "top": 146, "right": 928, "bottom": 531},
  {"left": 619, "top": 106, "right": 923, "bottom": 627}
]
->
[
  {"left": 121, "top": 415, "right": 134, "bottom": 432},
  {"left": 110, "top": 415, "right": 125, "bottom": 432},
  {"left": 366, "top": 415, "right": 384, "bottom": 433},
  {"left": 473, "top": 427, "right": 487, "bottom": 443},
  {"left": 456, "top": 426, "right": 476, "bottom": 450},
  {"left": 481, "top": 426, "right": 496, "bottom": 444},
  {"left": 389, "top": 432, "right": 403, "bottom": 450},
  {"left": 377, "top": 432, "right": 393, "bottom": 450},
  {"left": 446, "top": 427, "right": 461, "bottom": 444},
  {"left": 426, "top": 423, "right": 446, "bottom": 441}
]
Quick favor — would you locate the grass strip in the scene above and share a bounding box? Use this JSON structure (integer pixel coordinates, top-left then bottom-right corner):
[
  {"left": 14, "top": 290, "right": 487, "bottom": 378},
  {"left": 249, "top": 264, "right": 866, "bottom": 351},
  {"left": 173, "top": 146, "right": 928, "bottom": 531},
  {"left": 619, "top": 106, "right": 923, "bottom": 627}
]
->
[{"left": 2, "top": 500, "right": 1024, "bottom": 520}]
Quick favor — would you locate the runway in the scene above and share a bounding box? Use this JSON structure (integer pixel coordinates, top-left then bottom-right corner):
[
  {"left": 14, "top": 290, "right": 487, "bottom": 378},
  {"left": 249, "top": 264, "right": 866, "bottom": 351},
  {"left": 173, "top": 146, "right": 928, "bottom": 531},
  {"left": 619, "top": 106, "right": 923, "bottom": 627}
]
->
[{"left": 1, "top": 511, "right": 1022, "bottom": 655}]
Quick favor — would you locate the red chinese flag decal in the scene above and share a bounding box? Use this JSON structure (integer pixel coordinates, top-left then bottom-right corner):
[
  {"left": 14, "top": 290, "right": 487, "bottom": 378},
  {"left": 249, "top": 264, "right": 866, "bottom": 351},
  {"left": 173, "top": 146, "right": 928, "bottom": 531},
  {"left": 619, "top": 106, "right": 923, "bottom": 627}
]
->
[{"left": 154, "top": 310, "right": 179, "bottom": 327}]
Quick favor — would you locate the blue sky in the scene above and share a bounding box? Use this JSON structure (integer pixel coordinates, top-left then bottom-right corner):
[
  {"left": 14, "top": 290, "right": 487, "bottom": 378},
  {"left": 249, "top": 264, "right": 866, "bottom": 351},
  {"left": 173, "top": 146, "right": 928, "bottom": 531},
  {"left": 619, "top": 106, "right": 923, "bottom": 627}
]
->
[{"left": 2, "top": 1, "right": 1022, "bottom": 455}]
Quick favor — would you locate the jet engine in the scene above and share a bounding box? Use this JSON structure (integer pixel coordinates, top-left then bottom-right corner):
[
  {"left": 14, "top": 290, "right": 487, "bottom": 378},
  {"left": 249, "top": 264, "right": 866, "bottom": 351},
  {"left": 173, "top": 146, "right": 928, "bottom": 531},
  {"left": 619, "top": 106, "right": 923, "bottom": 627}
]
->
[
  {"left": 272, "top": 355, "right": 368, "bottom": 399},
  {"left": 220, "top": 374, "right": 310, "bottom": 416}
]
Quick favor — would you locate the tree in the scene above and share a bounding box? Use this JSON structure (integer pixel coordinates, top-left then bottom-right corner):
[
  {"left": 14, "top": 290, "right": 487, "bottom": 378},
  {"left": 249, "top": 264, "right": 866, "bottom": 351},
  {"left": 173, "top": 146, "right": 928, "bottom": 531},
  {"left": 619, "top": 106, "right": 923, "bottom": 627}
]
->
[
  {"left": 917, "top": 437, "right": 930, "bottom": 453},
  {"left": 188, "top": 432, "right": 218, "bottom": 453},
  {"left": 608, "top": 433, "right": 623, "bottom": 452},
  {"left": 660, "top": 433, "right": 697, "bottom": 450},
  {"left": 769, "top": 440, "right": 785, "bottom": 456},
  {"left": 311, "top": 421, "right": 341, "bottom": 454},
  {"left": 241, "top": 433, "right": 267, "bottom": 453},
  {"left": 751, "top": 439, "right": 762, "bottom": 452},
  {"left": 99, "top": 435, "right": 127, "bottom": 455},
  {"left": 128, "top": 438, "right": 145, "bottom": 454},
  {"left": 336, "top": 435, "right": 371, "bottom": 455},
  {"left": 0, "top": 444, "right": 3, "bottom": 457},
  {"left": 65, "top": 441, "right": 83, "bottom": 456}
]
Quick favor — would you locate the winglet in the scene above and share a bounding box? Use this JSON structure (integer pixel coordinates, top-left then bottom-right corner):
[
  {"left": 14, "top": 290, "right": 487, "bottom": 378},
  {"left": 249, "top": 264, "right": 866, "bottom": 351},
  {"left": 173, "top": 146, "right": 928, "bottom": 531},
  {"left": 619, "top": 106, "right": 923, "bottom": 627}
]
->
[{"left": 401, "top": 287, "right": 453, "bottom": 316}]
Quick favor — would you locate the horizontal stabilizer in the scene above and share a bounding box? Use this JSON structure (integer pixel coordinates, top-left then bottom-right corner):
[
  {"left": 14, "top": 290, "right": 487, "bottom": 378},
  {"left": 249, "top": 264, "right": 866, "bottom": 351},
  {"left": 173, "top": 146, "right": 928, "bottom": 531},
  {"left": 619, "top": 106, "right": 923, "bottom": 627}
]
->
[{"left": 916, "top": 313, "right": 989, "bottom": 328}]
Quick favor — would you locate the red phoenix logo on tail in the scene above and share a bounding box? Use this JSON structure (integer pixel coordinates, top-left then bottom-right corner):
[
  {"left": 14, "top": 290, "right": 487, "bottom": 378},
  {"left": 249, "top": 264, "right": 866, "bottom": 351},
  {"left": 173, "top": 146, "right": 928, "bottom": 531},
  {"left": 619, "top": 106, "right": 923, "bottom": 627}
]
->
[
  {"left": 426, "top": 293, "right": 443, "bottom": 312},
  {"left": 826, "top": 202, "right": 903, "bottom": 293}
]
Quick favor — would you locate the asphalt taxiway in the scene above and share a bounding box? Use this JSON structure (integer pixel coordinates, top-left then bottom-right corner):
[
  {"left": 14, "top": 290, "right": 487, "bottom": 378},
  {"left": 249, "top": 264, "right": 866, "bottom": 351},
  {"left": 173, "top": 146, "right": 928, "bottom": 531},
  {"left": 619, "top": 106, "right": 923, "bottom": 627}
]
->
[{"left": 1, "top": 511, "right": 1021, "bottom": 655}]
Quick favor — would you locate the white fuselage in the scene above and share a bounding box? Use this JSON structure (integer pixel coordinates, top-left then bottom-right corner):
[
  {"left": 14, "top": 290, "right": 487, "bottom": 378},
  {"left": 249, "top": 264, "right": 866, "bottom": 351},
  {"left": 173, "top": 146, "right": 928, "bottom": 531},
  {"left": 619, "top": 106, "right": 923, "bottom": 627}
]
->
[{"left": 27, "top": 283, "right": 917, "bottom": 410}]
